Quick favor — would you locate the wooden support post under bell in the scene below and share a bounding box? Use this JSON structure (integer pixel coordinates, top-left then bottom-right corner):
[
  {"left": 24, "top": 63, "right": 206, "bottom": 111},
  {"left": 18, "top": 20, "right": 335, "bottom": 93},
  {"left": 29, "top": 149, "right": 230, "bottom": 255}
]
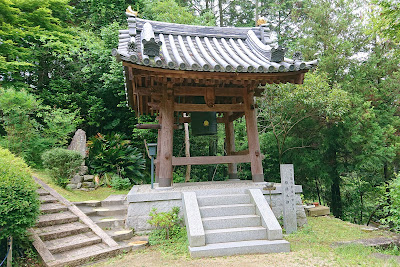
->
[
  {"left": 158, "top": 89, "right": 174, "bottom": 187},
  {"left": 224, "top": 112, "right": 238, "bottom": 179},
  {"left": 155, "top": 115, "right": 162, "bottom": 184},
  {"left": 243, "top": 88, "right": 264, "bottom": 182}
]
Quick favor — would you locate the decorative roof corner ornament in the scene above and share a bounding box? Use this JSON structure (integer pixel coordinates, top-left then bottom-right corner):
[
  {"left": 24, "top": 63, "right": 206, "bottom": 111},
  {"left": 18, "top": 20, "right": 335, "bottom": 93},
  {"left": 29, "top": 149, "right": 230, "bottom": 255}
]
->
[
  {"left": 141, "top": 23, "right": 162, "bottom": 57},
  {"left": 271, "top": 46, "right": 287, "bottom": 63},
  {"left": 142, "top": 38, "right": 162, "bottom": 57},
  {"left": 126, "top": 6, "right": 138, "bottom": 17},
  {"left": 128, "top": 37, "right": 136, "bottom": 52},
  {"left": 293, "top": 51, "right": 303, "bottom": 61}
]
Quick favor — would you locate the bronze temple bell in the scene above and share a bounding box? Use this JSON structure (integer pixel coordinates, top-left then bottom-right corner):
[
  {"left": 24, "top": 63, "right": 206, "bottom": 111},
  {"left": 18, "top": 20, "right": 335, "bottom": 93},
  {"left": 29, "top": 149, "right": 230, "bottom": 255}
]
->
[{"left": 191, "top": 96, "right": 217, "bottom": 136}]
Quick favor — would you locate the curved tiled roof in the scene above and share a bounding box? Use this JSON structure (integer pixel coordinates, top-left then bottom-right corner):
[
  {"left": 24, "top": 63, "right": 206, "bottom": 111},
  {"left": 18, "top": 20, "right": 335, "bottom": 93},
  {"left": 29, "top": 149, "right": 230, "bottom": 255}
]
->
[{"left": 114, "top": 11, "right": 317, "bottom": 73}]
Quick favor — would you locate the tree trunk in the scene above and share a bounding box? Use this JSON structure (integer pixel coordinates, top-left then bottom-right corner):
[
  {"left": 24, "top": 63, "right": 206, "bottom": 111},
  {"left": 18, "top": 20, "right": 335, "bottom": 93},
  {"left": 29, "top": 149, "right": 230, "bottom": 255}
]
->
[{"left": 219, "top": 0, "right": 223, "bottom": 27}]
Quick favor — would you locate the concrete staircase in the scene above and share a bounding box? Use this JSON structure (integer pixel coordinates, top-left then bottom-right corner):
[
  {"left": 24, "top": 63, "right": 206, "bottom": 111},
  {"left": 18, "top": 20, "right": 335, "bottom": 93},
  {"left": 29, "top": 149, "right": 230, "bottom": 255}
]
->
[
  {"left": 74, "top": 195, "right": 147, "bottom": 247},
  {"left": 31, "top": 178, "right": 132, "bottom": 267},
  {"left": 182, "top": 189, "right": 290, "bottom": 257}
]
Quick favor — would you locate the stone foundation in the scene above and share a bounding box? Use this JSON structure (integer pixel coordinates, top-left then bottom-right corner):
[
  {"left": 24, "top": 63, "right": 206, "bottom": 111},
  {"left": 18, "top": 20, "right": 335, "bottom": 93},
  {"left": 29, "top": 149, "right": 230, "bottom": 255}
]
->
[{"left": 126, "top": 181, "right": 307, "bottom": 232}]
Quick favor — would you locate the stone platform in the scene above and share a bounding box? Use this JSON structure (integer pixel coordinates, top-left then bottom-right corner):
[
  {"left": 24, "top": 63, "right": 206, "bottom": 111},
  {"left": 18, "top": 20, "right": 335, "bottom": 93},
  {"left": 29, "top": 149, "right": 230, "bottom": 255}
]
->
[{"left": 126, "top": 180, "right": 307, "bottom": 232}]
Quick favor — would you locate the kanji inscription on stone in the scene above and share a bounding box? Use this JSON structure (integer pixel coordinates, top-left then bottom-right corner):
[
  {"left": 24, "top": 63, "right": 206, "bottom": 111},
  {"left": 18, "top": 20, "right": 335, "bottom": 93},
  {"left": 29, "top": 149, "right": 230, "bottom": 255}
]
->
[{"left": 280, "top": 164, "right": 297, "bottom": 234}]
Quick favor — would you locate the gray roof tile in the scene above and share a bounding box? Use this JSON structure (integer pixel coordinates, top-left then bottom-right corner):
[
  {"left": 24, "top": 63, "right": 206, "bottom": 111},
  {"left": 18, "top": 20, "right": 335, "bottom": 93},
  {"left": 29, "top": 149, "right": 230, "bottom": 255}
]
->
[{"left": 114, "top": 14, "right": 318, "bottom": 73}]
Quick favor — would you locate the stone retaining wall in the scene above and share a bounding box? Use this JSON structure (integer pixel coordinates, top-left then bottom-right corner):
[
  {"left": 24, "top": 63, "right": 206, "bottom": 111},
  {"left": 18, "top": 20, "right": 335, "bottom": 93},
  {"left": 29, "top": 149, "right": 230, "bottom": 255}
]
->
[{"left": 126, "top": 181, "right": 307, "bottom": 232}]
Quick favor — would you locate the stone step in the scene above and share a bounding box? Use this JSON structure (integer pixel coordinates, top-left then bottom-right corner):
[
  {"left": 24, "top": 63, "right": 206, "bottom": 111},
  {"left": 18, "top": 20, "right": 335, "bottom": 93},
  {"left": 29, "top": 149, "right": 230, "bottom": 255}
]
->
[
  {"left": 93, "top": 216, "right": 126, "bottom": 229},
  {"left": 189, "top": 239, "right": 290, "bottom": 258},
  {"left": 40, "top": 203, "right": 68, "bottom": 214},
  {"left": 92, "top": 206, "right": 127, "bottom": 217},
  {"left": 202, "top": 214, "right": 261, "bottom": 230},
  {"left": 107, "top": 229, "right": 134, "bottom": 242},
  {"left": 200, "top": 204, "right": 255, "bottom": 218},
  {"left": 39, "top": 195, "right": 58, "bottom": 204},
  {"left": 73, "top": 200, "right": 101, "bottom": 207},
  {"left": 102, "top": 195, "right": 127, "bottom": 206},
  {"left": 76, "top": 205, "right": 97, "bottom": 216},
  {"left": 45, "top": 232, "right": 102, "bottom": 254},
  {"left": 197, "top": 194, "right": 251, "bottom": 207},
  {"left": 37, "top": 188, "right": 50, "bottom": 196},
  {"left": 37, "top": 211, "right": 78, "bottom": 227},
  {"left": 34, "top": 222, "right": 90, "bottom": 241},
  {"left": 50, "top": 243, "right": 131, "bottom": 267},
  {"left": 205, "top": 226, "right": 267, "bottom": 244}
]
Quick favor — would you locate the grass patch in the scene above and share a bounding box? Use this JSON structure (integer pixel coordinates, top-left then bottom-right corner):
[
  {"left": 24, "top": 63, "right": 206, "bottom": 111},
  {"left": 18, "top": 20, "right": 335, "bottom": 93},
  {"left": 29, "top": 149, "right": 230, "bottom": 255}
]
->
[
  {"left": 287, "top": 216, "right": 398, "bottom": 266},
  {"left": 32, "top": 169, "right": 130, "bottom": 202},
  {"left": 148, "top": 226, "right": 189, "bottom": 259}
]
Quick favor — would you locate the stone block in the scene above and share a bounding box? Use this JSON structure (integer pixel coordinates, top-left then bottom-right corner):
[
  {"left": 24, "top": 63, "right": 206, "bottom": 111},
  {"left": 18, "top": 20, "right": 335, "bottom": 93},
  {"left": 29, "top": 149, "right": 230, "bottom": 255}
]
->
[
  {"left": 71, "top": 174, "right": 83, "bottom": 184},
  {"left": 82, "top": 182, "right": 95, "bottom": 188},
  {"left": 66, "top": 184, "right": 77, "bottom": 190},
  {"left": 79, "top": 166, "right": 88, "bottom": 175},
  {"left": 305, "top": 206, "right": 330, "bottom": 217},
  {"left": 83, "top": 175, "right": 94, "bottom": 182},
  {"left": 77, "top": 183, "right": 82, "bottom": 189}
]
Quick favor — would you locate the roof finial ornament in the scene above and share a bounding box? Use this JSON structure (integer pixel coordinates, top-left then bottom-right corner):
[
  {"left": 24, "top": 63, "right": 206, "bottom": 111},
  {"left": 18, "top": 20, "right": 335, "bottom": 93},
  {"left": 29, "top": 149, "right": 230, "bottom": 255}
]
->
[
  {"left": 126, "top": 6, "right": 138, "bottom": 17},
  {"left": 256, "top": 17, "right": 267, "bottom": 27}
]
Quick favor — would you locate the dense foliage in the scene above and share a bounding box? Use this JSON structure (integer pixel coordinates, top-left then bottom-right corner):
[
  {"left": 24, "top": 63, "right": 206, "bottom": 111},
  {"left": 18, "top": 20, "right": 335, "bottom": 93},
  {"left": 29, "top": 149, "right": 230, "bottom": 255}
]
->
[
  {"left": 42, "top": 148, "right": 83, "bottom": 187},
  {"left": 87, "top": 133, "right": 145, "bottom": 184},
  {"left": 0, "top": 147, "right": 40, "bottom": 240}
]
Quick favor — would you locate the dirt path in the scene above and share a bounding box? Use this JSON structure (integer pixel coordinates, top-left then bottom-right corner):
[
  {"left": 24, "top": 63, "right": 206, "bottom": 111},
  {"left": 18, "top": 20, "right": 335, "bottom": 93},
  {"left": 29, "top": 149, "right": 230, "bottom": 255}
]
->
[{"left": 92, "top": 247, "right": 336, "bottom": 267}]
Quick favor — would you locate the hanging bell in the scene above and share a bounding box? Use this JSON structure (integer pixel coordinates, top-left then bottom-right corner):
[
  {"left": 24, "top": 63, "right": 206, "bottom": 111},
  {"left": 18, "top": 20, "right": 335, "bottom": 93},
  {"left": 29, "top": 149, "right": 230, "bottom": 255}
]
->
[{"left": 191, "top": 96, "right": 217, "bottom": 136}]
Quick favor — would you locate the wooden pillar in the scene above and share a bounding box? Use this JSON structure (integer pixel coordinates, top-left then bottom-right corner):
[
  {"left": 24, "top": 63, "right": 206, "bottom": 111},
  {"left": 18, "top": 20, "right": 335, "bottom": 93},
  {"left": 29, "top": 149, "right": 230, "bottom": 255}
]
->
[
  {"left": 224, "top": 112, "right": 238, "bottom": 180},
  {"left": 243, "top": 88, "right": 264, "bottom": 182},
  {"left": 155, "top": 115, "right": 162, "bottom": 184},
  {"left": 158, "top": 88, "right": 174, "bottom": 187}
]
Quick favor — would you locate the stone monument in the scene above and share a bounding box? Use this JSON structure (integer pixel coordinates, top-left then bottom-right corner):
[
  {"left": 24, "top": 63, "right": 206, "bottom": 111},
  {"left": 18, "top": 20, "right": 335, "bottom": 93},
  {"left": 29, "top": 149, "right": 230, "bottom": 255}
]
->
[
  {"left": 281, "top": 164, "right": 298, "bottom": 234},
  {"left": 66, "top": 129, "right": 96, "bottom": 191}
]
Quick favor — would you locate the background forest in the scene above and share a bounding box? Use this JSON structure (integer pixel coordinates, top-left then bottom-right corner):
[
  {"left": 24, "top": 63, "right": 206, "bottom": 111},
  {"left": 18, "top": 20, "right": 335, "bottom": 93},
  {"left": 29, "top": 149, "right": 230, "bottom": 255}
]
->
[{"left": 1, "top": 0, "right": 399, "bottom": 227}]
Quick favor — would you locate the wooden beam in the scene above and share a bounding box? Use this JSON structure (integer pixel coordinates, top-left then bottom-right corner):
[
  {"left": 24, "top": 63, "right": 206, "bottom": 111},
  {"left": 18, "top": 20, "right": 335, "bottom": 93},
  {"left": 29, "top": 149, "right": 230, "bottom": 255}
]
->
[
  {"left": 174, "top": 103, "right": 244, "bottom": 112},
  {"left": 123, "top": 61, "right": 308, "bottom": 83},
  {"left": 172, "top": 155, "right": 251, "bottom": 166},
  {"left": 136, "top": 124, "right": 161, "bottom": 129},
  {"left": 229, "top": 112, "right": 245, "bottom": 122},
  {"left": 179, "top": 117, "right": 228, "bottom": 124}
]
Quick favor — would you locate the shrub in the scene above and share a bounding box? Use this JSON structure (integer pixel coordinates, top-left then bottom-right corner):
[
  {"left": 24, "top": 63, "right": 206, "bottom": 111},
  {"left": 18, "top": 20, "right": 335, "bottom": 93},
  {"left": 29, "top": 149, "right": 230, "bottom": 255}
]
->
[
  {"left": 110, "top": 176, "right": 132, "bottom": 190},
  {"left": 87, "top": 133, "right": 145, "bottom": 184},
  {"left": 42, "top": 148, "right": 83, "bottom": 187},
  {"left": 0, "top": 147, "right": 40, "bottom": 240},
  {"left": 381, "top": 173, "right": 400, "bottom": 231},
  {"left": 148, "top": 207, "right": 183, "bottom": 239}
]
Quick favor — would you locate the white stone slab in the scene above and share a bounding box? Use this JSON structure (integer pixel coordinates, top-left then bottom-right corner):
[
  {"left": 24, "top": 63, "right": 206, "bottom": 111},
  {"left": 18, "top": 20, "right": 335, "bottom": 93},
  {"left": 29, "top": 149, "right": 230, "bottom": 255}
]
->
[{"left": 182, "top": 192, "right": 205, "bottom": 247}]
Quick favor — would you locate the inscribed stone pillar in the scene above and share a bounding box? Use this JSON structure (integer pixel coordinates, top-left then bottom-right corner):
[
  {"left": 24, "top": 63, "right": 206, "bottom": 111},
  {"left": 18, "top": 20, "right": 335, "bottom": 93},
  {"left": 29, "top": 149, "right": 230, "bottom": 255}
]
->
[
  {"left": 243, "top": 89, "right": 264, "bottom": 182},
  {"left": 281, "top": 164, "right": 297, "bottom": 234}
]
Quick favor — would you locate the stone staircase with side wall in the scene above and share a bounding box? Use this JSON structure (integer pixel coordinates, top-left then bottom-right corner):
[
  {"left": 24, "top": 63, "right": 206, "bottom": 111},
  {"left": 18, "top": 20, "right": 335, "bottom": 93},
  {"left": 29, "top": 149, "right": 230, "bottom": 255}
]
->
[
  {"left": 182, "top": 188, "right": 290, "bottom": 257},
  {"left": 74, "top": 195, "right": 148, "bottom": 247},
  {"left": 31, "top": 178, "right": 135, "bottom": 267}
]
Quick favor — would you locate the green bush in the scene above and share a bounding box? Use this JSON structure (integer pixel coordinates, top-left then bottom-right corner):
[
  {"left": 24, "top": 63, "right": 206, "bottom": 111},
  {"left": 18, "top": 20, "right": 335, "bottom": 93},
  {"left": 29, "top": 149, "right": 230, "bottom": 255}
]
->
[
  {"left": 110, "top": 176, "right": 132, "bottom": 190},
  {"left": 0, "top": 147, "right": 40, "bottom": 241},
  {"left": 42, "top": 148, "right": 83, "bottom": 187},
  {"left": 381, "top": 173, "right": 400, "bottom": 231},
  {"left": 87, "top": 133, "right": 145, "bottom": 184},
  {"left": 148, "top": 207, "right": 183, "bottom": 239}
]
